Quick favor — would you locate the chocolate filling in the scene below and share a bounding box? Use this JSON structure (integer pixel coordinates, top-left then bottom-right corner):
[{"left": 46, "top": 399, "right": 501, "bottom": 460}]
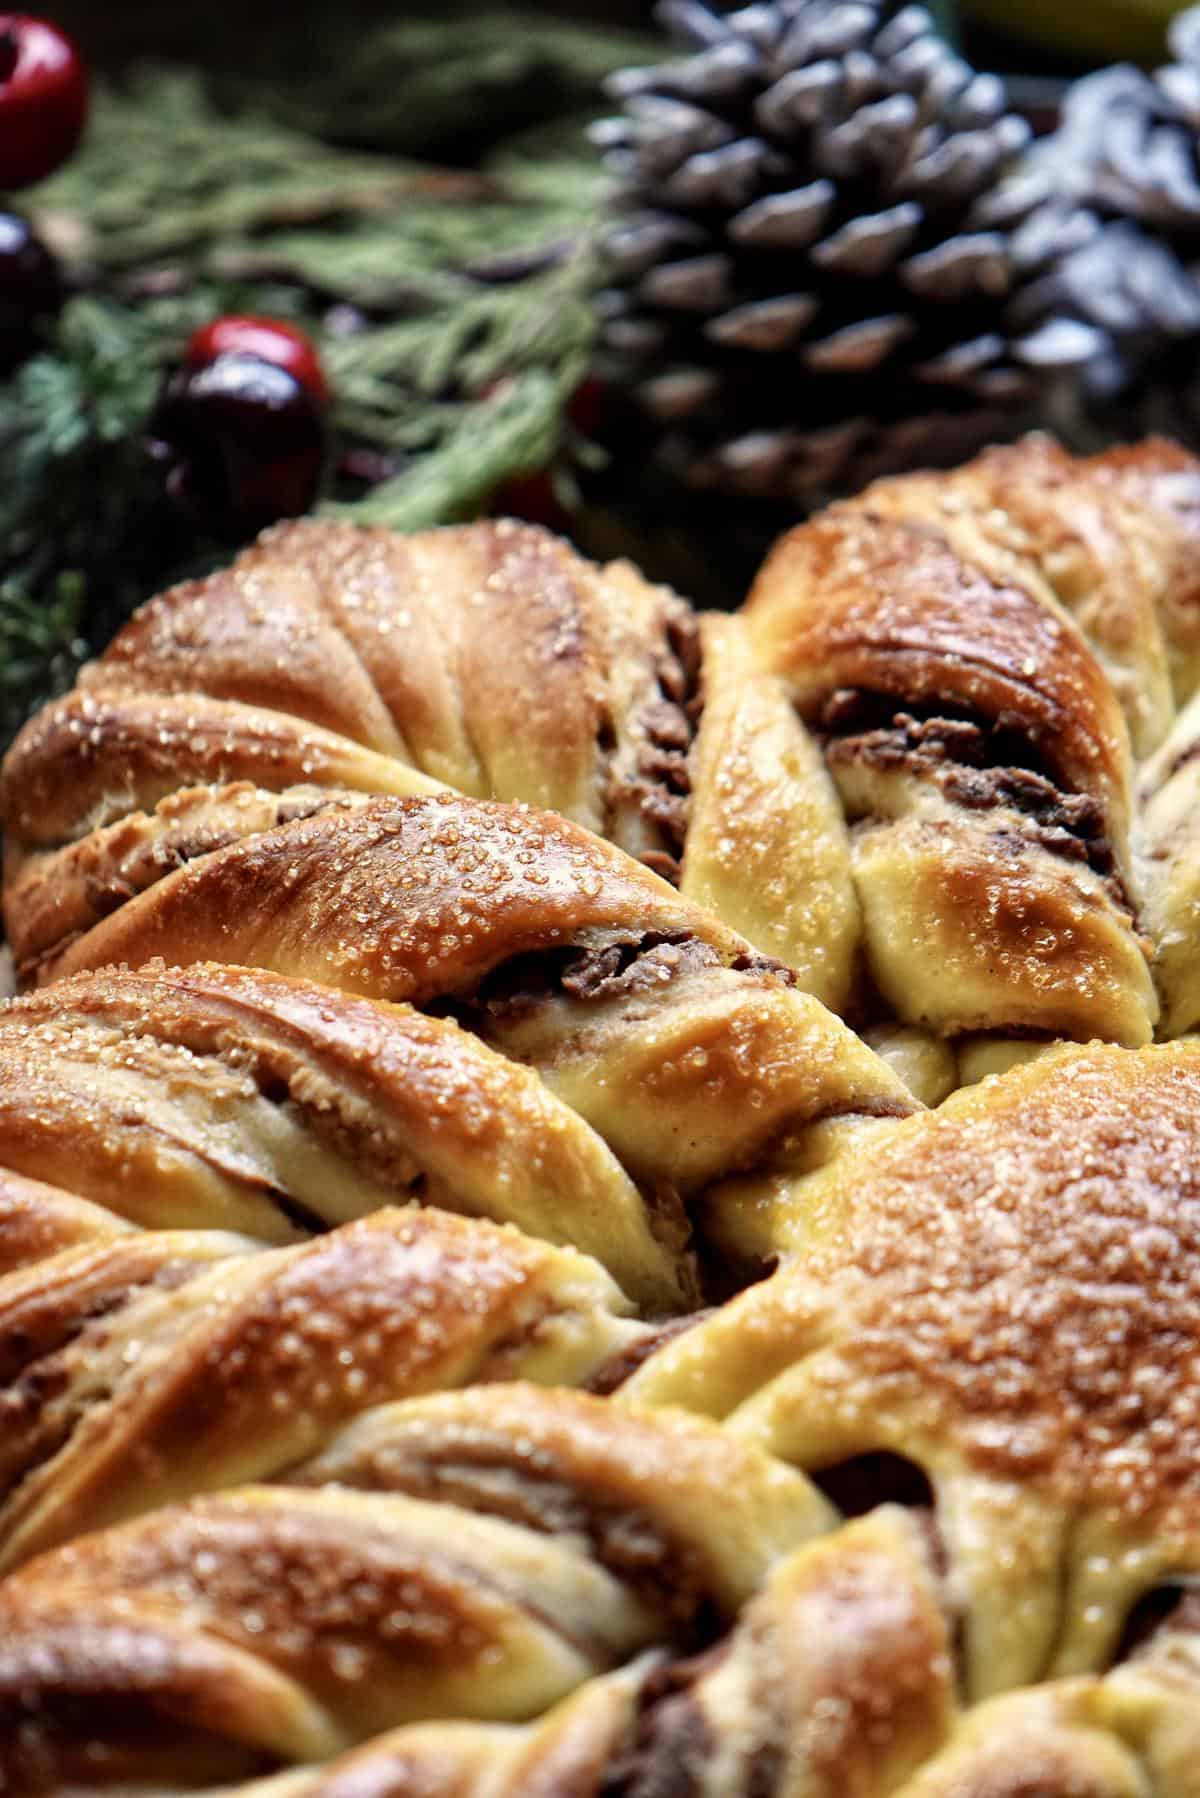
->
[
  {"left": 436, "top": 931, "right": 796, "bottom": 1028},
  {"left": 819, "top": 696, "right": 1126, "bottom": 894},
  {"left": 609, "top": 613, "right": 704, "bottom": 887},
  {"left": 816, "top": 690, "right": 1067, "bottom": 789},
  {"left": 601, "top": 1646, "right": 727, "bottom": 1798},
  {"left": 586, "top": 1313, "right": 715, "bottom": 1396}
]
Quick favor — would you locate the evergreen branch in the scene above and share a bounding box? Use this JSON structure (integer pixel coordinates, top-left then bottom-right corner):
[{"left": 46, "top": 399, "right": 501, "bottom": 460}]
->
[
  {"left": 31, "top": 73, "right": 499, "bottom": 273},
  {"left": 332, "top": 368, "right": 573, "bottom": 531},
  {"left": 0, "top": 15, "right": 619, "bottom": 743},
  {"left": 222, "top": 10, "right": 657, "bottom": 159},
  {"left": 0, "top": 576, "right": 88, "bottom": 748}
]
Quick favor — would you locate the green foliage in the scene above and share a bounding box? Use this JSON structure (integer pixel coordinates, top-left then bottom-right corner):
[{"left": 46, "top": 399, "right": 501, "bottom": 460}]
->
[
  {"left": 223, "top": 9, "right": 656, "bottom": 160},
  {"left": 0, "top": 19, "right": 619, "bottom": 742},
  {"left": 0, "top": 298, "right": 174, "bottom": 742}
]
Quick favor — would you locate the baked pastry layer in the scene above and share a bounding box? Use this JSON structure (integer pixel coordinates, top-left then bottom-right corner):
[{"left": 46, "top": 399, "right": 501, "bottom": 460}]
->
[
  {"left": 4, "top": 436, "right": 1200, "bottom": 1791},
  {"left": 7, "top": 438, "right": 1200, "bottom": 1074}
]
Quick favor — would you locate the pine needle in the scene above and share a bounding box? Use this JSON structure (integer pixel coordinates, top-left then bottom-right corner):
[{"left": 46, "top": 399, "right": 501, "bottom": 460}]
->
[{"left": 0, "top": 12, "right": 625, "bottom": 743}]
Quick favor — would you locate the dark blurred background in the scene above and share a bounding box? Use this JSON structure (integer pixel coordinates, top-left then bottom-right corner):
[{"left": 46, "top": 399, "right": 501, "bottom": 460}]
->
[
  {"left": 29, "top": 2, "right": 659, "bottom": 68},
  {"left": 41, "top": 0, "right": 1188, "bottom": 83}
]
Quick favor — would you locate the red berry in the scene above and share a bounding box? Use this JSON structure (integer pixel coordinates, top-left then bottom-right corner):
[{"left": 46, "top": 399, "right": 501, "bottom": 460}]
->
[
  {"left": 147, "top": 353, "right": 327, "bottom": 543},
  {"left": 186, "top": 315, "right": 329, "bottom": 409},
  {"left": 0, "top": 15, "right": 88, "bottom": 191}
]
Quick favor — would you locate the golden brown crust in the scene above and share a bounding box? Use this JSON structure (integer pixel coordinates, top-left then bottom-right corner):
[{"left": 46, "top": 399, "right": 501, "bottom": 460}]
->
[
  {"left": 628, "top": 1039, "right": 1200, "bottom": 1694},
  {"left": 2, "top": 688, "right": 443, "bottom": 849},
  {"left": 0, "top": 1489, "right": 959, "bottom": 1797},
  {"left": 850, "top": 812, "right": 1156, "bottom": 1042},
  {"left": 291, "top": 1386, "right": 835, "bottom": 1617},
  {"left": 851, "top": 435, "right": 1183, "bottom": 758},
  {"left": 7, "top": 445, "right": 1200, "bottom": 1055},
  {"left": 0, "top": 1218, "right": 641, "bottom": 1571},
  {"left": 0, "top": 1390, "right": 829, "bottom": 1777},
  {"left": 0, "top": 1168, "right": 131, "bottom": 1275},
  {"left": 0, "top": 958, "right": 687, "bottom": 1308},
  {"left": 69, "top": 515, "right": 699, "bottom": 846},
  {"left": 741, "top": 493, "right": 1155, "bottom": 1047},
  {"left": 4, "top": 782, "right": 371, "bottom": 984},
  {"left": 27, "top": 797, "right": 916, "bottom": 1206},
  {"left": 0, "top": 518, "right": 720, "bottom": 993},
  {"left": 38, "top": 794, "right": 727, "bottom": 997},
  {"left": 743, "top": 506, "right": 1131, "bottom": 817}
]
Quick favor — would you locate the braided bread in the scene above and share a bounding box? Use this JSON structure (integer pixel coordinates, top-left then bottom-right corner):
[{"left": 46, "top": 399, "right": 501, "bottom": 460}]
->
[
  {"left": 0, "top": 1007, "right": 1199, "bottom": 1785},
  {"left": 7, "top": 436, "right": 1200, "bottom": 1078},
  {"left": 4, "top": 1387, "right": 1200, "bottom": 1794},
  {"left": 0, "top": 1387, "right": 834, "bottom": 1788},
  {"left": 244, "top": 1528, "right": 1200, "bottom": 1798},
  {"left": 0, "top": 861, "right": 914, "bottom": 1304},
  {"left": 0, "top": 957, "right": 698, "bottom": 1308},
  {"left": 6, "top": 434, "right": 1200, "bottom": 1794}
]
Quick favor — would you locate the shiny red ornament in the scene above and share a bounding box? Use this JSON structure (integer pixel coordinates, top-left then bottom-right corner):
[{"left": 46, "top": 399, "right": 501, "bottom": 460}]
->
[
  {"left": 185, "top": 315, "right": 329, "bottom": 409},
  {"left": 0, "top": 15, "right": 88, "bottom": 191}
]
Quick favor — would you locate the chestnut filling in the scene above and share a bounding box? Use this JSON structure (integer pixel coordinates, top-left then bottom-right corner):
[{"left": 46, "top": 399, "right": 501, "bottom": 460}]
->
[
  {"left": 815, "top": 689, "right": 1068, "bottom": 787},
  {"left": 601, "top": 1648, "right": 729, "bottom": 1798},
  {"left": 432, "top": 931, "right": 797, "bottom": 1027},
  {"left": 817, "top": 691, "right": 1125, "bottom": 895},
  {"left": 611, "top": 613, "right": 704, "bottom": 886}
]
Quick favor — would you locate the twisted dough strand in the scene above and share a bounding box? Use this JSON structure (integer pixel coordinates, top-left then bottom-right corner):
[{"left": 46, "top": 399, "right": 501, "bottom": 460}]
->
[
  {"left": 0, "top": 1387, "right": 833, "bottom": 1789},
  {"left": 0, "top": 1213, "right": 643, "bottom": 1573},
  {"left": 7, "top": 1384, "right": 1199, "bottom": 1795},
  {"left": 23, "top": 798, "right": 915, "bottom": 1204},
  {"left": 624, "top": 1038, "right": 1200, "bottom": 1698},
  {"left": 9, "top": 437, "right": 1200, "bottom": 1058},
  {"left": 0, "top": 958, "right": 689, "bottom": 1309}
]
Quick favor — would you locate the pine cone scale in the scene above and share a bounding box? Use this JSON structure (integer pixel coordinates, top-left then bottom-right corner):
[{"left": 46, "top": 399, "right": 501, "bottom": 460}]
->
[
  {"left": 600, "top": 0, "right": 1109, "bottom": 505},
  {"left": 728, "top": 179, "right": 835, "bottom": 247},
  {"left": 1035, "top": 3, "right": 1200, "bottom": 448}
]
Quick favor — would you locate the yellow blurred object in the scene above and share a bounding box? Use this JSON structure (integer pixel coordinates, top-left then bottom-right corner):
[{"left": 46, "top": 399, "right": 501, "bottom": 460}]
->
[{"left": 963, "top": 0, "right": 1178, "bottom": 65}]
